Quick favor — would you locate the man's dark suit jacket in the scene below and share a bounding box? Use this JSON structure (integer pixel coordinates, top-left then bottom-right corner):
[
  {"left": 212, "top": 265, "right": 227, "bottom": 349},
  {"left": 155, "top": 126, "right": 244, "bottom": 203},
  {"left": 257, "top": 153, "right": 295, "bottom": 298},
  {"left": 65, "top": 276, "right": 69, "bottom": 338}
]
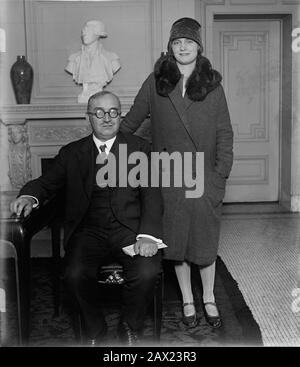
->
[{"left": 19, "top": 132, "right": 163, "bottom": 248}]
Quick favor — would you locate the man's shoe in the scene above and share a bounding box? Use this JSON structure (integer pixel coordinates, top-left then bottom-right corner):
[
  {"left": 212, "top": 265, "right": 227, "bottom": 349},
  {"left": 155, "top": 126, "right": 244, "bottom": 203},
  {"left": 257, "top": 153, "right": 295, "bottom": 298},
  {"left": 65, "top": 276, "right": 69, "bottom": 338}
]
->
[
  {"left": 118, "top": 321, "right": 139, "bottom": 346},
  {"left": 84, "top": 322, "right": 108, "bottom": 346},
  {"left": 86, "top": 338, "right": 98, "bottom": 347}
]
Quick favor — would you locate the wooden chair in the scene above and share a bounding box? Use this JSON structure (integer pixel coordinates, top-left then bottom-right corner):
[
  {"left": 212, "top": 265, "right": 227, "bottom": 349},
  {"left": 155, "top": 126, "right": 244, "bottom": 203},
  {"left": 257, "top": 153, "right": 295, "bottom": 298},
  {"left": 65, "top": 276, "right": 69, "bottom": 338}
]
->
[{"left": 0, "top": 194, "right": 62, "bottom": 345}]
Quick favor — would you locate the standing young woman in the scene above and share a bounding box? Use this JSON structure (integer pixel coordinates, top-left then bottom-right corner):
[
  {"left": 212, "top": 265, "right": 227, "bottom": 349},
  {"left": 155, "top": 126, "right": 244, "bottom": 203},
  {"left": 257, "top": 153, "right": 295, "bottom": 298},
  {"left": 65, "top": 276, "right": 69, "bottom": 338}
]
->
[{"left": 121, "top": 18, "right": 233, "bottom": 329}]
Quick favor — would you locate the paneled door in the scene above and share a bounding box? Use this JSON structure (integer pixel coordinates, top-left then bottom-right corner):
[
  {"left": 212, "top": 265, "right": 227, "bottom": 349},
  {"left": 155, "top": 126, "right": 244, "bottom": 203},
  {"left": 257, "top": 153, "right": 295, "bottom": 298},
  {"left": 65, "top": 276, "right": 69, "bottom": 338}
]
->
[{"left": 213, "top": 20, "right": 281, "bottom": 202}]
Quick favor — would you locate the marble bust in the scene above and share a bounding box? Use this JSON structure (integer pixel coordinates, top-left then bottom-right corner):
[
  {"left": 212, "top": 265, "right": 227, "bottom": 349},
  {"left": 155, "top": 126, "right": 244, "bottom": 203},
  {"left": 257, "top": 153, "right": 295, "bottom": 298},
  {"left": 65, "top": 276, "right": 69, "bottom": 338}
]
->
[{"left": 65, "top": 20, "right": 121, "bottom": 103}]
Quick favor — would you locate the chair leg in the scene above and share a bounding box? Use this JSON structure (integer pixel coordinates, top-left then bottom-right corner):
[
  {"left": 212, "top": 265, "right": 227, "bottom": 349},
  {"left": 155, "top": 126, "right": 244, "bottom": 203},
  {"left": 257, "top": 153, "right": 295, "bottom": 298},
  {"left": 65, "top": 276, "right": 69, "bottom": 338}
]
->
[
  {"left": 16, "top": 243, "right": 30, "bottom": 345},
  {"left": 51, "top": 222, "right": 61, "bottom": 317},
  {"left": 153, "top": 272, "right": 163, "bottom": 341},
  {"left": 72, "top": 311, "right": 84, "bottom": 345}
]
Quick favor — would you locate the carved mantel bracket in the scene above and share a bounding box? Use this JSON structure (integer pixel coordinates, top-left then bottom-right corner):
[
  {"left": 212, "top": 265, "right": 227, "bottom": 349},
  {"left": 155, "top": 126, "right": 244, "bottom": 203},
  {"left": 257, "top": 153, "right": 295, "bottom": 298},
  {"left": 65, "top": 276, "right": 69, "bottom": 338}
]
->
[{"left": 7, "top": 125, "right": 31, "bottom": 190}]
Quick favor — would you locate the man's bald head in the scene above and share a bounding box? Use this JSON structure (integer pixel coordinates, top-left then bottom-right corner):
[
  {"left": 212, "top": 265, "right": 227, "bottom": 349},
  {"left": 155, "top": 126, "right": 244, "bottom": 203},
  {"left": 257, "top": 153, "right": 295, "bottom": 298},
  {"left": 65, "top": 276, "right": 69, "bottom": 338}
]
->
[{"left": 87, "top": 91, "right": 121, "bottom": 111}]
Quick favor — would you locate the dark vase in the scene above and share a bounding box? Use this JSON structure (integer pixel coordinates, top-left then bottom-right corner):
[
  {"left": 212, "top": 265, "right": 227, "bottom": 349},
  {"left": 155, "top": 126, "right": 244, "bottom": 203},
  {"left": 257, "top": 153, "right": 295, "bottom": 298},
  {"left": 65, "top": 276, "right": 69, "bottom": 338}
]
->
[{"left": 10, "top": 55, "right": 34, "bottom": 104}]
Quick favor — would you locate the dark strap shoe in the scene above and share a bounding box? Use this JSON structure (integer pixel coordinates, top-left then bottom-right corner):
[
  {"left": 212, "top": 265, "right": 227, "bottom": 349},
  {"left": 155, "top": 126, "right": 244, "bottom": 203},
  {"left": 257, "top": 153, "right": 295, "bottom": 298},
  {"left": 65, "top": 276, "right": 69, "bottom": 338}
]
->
[
  {"left": 117, "top": 321, "right": 140, "bottom": 346},
  {"left": 203, "top": 302, "right": 222, "bottom": 329},
  {"left": 182, "top": 302, "right": 198, "bottom": 328}
]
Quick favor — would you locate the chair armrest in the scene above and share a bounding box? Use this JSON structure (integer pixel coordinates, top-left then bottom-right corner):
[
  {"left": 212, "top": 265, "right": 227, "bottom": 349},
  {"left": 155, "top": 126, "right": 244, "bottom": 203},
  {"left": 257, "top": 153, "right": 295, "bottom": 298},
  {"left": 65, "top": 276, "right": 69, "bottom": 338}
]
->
[
  {"left": 1, "top": 194, "right": 63, "bottom": 245},
  {"left": 21, "top": 194, "right": 63, "bottom": 239}
]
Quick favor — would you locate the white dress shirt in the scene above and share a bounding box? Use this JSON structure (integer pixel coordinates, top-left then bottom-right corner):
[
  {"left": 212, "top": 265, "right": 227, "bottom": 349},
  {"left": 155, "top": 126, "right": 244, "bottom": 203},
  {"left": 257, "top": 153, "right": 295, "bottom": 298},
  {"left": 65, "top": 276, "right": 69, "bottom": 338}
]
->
[{"left": 93, "top": 134, "right": 116, "bottom": 155}]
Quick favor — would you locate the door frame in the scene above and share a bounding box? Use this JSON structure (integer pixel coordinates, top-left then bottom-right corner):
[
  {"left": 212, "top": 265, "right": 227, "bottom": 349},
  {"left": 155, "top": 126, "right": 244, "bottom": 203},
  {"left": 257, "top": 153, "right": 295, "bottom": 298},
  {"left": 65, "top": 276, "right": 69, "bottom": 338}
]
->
[{"left": 198, "top": 8, "right": 292, "bottom": 209}]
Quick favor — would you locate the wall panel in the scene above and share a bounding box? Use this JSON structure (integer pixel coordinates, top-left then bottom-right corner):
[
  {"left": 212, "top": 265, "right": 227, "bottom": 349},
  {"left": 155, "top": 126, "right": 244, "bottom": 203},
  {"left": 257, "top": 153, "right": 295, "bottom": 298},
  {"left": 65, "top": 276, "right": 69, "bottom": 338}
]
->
[{"left": 25, "top": 0, "right": 162, "bottom": 103}]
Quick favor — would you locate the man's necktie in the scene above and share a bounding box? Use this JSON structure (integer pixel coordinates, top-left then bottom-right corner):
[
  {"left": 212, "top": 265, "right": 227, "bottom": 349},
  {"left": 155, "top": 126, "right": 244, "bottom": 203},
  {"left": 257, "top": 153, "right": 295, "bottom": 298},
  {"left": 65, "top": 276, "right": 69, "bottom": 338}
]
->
[{"left": 99, "top": 144, "right": 108, "bottom": 164}]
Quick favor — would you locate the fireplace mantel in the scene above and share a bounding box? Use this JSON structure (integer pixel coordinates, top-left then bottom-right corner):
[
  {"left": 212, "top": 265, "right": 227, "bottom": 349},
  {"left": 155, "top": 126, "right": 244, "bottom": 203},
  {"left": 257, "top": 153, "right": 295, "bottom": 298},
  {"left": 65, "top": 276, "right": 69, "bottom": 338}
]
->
[
  {"left": 0, "top": 104, "right": 87, "bottom": 125},
  {"left": 0, "top": 101, "right": 132, "bottom": 125}
]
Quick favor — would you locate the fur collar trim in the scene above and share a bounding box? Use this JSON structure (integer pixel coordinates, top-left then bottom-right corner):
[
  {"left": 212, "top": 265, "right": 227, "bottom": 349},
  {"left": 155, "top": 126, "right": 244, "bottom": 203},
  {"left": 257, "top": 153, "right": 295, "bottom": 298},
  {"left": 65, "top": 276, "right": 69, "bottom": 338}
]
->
[{"left": 154, "top": 54, "right": 222, "bottom": 101}]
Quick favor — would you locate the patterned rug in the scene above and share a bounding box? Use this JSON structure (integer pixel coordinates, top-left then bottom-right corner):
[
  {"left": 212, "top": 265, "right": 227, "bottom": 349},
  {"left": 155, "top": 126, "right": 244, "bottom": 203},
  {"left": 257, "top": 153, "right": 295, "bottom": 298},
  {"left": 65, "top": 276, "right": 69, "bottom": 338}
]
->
[{"left": 1, "top": 256, "right": 262, "bottom": 347}]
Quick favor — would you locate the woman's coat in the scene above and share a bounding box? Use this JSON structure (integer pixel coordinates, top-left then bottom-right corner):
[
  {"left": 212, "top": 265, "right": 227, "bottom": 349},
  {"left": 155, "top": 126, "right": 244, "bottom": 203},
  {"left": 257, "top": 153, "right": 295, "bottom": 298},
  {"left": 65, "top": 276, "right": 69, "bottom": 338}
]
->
[{"left": 121, "top": 73, "right": 233, "bottom": 266}]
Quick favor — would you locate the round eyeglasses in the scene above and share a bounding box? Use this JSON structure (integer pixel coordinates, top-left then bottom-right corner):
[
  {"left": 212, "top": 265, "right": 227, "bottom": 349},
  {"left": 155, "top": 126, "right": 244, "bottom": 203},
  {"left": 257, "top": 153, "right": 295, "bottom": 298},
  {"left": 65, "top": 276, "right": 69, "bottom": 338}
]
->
[{"left": 87, "top": 108, "right": 121, "bottom": 119}]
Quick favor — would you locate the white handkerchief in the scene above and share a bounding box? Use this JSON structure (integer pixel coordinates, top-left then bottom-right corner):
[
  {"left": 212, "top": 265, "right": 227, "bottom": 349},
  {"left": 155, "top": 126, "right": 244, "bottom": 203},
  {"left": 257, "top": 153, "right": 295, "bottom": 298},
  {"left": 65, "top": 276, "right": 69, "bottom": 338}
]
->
[{"left": 122, "top": 242, "right": 168, "bottom": 257}]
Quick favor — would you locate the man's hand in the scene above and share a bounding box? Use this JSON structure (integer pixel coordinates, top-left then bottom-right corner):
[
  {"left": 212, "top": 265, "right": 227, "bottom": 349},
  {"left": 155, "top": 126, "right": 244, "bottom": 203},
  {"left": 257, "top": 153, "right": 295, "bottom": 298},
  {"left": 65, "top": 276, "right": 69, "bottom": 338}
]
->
[
  {"left": 133, "top": 237, "right": 158, "bottom": 257},
  {"left": 10, "top": 197, "right": 35, "bottom": 217}
]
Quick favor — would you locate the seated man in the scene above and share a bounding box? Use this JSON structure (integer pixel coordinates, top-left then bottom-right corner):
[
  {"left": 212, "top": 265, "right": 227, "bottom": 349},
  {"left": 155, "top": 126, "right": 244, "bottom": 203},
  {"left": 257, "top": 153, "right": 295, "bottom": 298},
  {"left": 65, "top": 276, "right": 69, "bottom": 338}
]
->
[{"left": 10, "top": 91, "right": 163, "bottom": 346}]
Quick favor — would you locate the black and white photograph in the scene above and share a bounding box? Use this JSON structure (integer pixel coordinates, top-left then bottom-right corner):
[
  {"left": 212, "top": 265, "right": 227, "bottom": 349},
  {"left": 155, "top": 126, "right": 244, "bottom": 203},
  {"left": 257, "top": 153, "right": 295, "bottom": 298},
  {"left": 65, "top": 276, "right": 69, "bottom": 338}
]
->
[{"left": 0, "top": 0, "right": 299, "bottom": 355}]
